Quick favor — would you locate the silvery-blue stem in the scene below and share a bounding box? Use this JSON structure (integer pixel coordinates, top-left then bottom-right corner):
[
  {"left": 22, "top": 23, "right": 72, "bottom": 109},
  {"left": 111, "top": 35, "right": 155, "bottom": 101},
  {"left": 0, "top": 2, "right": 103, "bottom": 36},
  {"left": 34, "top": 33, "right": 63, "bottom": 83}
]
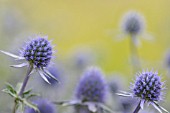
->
[
  {"left": 12, "top": 64, "right": 33, "bottom": 113},
  {"left": 133, "top": 101, "right": 141, "bottom": 113},
  {"left": 19, "top": 64, "right": 33, "bottom": 96}
]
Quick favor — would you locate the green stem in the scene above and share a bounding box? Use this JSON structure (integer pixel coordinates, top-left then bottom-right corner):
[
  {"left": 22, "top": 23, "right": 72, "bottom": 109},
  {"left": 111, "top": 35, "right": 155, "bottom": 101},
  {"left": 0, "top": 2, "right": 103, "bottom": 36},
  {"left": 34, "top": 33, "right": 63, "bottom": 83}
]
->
[{"left": 12, "top": 99, "right": 17, "bottom": 113}]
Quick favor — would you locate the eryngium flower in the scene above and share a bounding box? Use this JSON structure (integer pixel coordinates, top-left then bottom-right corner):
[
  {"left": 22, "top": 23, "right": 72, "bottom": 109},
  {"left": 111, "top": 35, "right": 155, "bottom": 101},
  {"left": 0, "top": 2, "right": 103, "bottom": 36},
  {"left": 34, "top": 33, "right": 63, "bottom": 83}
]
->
[
  {"left": 117, "top": 70, "right": 168, "bottom": 113},
  {"left": 121, "top": 11, "right": 145, "bottom": 36},
  {"left": 0, "top": 35, "right": 59, "bottom": 84},
  {"left": 133, "top": 71, "right": 162, "bottom": 102},
  {"left": 25, "top": 99, "right": 56, "bottom": 113},
  {"left": 76, "top": 67, "right": 106, "bottom": 103},
  {"left": 22, "top": 37, "right": 52, "bottom": 68},
  {"left": 56, "top": 67, "right": 112, "bottom": 113}
]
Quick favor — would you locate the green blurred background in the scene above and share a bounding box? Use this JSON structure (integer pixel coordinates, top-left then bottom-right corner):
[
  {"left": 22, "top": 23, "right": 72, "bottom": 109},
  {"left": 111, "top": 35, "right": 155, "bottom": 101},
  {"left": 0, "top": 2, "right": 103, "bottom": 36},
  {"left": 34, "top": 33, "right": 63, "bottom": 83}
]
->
[{"left": 0, "top": 0, "right": 170, "bottom": 113}]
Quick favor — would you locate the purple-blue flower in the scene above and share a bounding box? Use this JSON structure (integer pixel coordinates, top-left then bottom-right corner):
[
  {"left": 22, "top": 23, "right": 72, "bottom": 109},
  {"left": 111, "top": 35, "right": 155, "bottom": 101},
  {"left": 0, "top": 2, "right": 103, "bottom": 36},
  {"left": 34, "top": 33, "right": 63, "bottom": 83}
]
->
[
  {"left": 22, "top": 37, "right": 52, "bottom": 68},
  {"left": 133, "top": 71, "right": 162, "bottom": 102},
  {"left": 121, "top": 11, "right": 145, "bottom": 36},
  {"left": 0, "top": 35, "right": 59, "bottom": 84},
  {"left": 25, "top": 99, "right": 56, "bottom": 113},
  {"left": 75, "top": 67, "right": 106, "bottom": 103},
  {"left": 118, "top": 11, "right": 154, "bottom": 47},
  {"left": 56, "top": 67, "right": 112, "bottom": 113},
  {"left": 117, "top": 70, "right": 168, "bottom": 113}
]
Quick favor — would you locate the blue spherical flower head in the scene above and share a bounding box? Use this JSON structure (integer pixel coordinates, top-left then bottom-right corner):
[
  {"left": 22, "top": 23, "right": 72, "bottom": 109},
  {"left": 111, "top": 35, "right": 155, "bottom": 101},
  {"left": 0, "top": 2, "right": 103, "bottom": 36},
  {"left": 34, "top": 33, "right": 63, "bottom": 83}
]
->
[
  {"left": 22, "top": 36, "right": 52, "bottom": 68},
  {"left": 133, "top": 71, "right": 162, "bottom": 102},
  {"left": 0, "top": 34, "right": 59, "bottom": 84},
  {"left": 76, "top": 67, "right": 106, "bottom": 103},
  {"left": 25, "top": 99, "right": 56, "bottom": 113},
  {"left": 121, "top": 11, "right": 145, "bottom": 36},
  {"left": 117, "top": 70, "right": 168, "bottom": 113}
]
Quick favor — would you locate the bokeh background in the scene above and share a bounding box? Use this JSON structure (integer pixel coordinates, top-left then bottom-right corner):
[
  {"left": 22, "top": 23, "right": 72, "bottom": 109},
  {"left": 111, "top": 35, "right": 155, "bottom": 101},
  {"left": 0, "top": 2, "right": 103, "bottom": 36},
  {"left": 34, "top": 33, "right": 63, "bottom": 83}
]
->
[{"left": 0, "top": 0, "right": 170, "bottom": 113}]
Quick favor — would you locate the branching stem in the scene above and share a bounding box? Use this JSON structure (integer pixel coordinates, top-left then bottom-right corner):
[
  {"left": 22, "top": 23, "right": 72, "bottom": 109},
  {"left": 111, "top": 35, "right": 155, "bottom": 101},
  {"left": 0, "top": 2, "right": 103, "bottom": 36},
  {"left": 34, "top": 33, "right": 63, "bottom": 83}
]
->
[{"left": 12, "top": 64, "right": 33, "bottom": 113}]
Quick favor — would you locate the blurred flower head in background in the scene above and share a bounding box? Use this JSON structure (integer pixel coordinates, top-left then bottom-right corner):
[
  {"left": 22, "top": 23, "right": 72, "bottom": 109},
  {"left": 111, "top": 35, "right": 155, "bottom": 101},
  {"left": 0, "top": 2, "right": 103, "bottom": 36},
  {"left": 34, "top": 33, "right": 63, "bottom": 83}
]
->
[
  {"left": 25, "top": 99, "right": 56, "bottom": 113},
  {"left": 118, "top": 11, "right": 153, "bottom": 46},
  {"left": 56, "top": 67, "right": 112, "bottom": 113},
  {"left": 121, "top": 11, "right": 145, "bottom": 37},
  {"left": 75, "top": 67, "right": 107, "bottom": 103}
]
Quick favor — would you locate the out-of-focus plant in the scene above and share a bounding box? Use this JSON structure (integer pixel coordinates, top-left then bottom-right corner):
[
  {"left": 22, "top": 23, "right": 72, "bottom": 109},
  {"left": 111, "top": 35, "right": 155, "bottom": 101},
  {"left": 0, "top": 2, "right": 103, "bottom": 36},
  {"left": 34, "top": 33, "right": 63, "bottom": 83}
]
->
[
  {"left": 25, "top": 99, "right": 56, "bottom": 113},
  {"left": 55, "top": 67, "right": 113, "bottom": 113},
  {"left": 118, "top": 11, "right": 152, "bottom": 72}
]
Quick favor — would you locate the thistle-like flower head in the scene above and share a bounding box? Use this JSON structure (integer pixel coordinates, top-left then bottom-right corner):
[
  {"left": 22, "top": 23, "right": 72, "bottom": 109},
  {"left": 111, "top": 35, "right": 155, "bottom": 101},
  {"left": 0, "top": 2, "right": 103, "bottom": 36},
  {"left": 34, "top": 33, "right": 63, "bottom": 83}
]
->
[
  {"left": 76, "top": 67, "right": 106, "bottom": 103},
  {"left": 121, "top": 11, "right": 145, "bottom": 36},
  {"left": 0, "top": 34, "right": 59, "bottom": 84},
  {"left": 117, "top": 70, "right": 168, "bottom": 113},
  {"left": 22, "top": 36, "right": 52, "bottom": 68},
  {"left": 56, "top": 67, "right": 112, "bottom": 113},
  {"left": 132, "top": 71, "right": 163, "bottom": 102},
  {"left": 25, "top": 99, "right": 56, "bottom": 113}
]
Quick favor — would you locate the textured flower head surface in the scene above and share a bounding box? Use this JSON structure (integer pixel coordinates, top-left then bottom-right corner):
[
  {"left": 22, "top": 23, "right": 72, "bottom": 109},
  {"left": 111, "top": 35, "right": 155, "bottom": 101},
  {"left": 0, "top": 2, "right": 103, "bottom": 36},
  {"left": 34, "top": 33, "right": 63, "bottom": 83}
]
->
[
  {"left": 22, "top": 36, "right": 53, "bottom": 68},
  {"left": 132, "top": 71, "right": 163, "bottom": 102},
  {"left": 25, "top": 99, "right": 56, "bottom": 113},
  {"left": 0, "top": 34, "right": 59, "bottom": 84},
  {"left": 76, "top": 67, "right": 106, "bottom": 103},
  {"left": 121, "top": 11, "right": 145, "bottom": 36},
  {"left": 117, "top": 70, "right": 169, "bottom": 113}
]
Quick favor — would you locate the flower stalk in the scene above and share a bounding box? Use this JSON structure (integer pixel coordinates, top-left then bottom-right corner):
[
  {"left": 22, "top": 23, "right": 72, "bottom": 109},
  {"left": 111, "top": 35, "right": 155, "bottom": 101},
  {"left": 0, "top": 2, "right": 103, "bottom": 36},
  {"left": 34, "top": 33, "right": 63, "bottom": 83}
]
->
[
  {"left": 12, "top": 100, "right": 17, "bottom": 113},
  {"left": 133, "top": 101, "right": 141, "bottom": 113},
  {"left": 19, "top": 64, "right": 33, "bottom": 96},
  {"left": 12, "top": 64, "right": 33, "bottom": 113},
  {"left": 129, "top": 35, "right": 141, "bottom": 73}
]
